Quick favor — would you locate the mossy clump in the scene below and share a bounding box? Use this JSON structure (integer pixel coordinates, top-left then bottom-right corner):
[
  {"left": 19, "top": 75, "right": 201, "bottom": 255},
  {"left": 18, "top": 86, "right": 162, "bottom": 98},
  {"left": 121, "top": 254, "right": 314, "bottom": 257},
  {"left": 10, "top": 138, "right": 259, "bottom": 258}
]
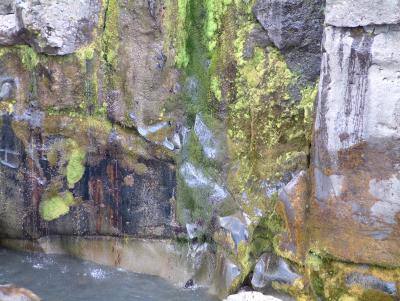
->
[
  {"left": 204, "top": 0, "right": 232, "bottom": 51},
  {"left": 102, "top": 0, "right": 120, "bottom": 70},
  {"left": 0, "top": 45, "right": 41, "bottom": 71},
  {"left": 39, "top": 192, "right": 76, "bottom": 221},
  {"left": 132, "top": 163, "right": 148, "bottom": 175},
  {"left": 66, "top": 140, "right": 86, "bottom": 188},
  {"left": 360, "top": 290, "right": 395, "bottom": 301}
]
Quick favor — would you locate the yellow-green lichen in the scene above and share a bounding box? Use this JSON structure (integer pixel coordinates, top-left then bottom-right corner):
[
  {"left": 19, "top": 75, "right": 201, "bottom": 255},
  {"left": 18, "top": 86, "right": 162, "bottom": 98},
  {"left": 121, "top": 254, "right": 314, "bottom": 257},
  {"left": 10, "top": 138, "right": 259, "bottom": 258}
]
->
[
  {"left": 66, "top": 140, "right": 86, "bottom": 188},
  {"left": 204, "top": 0, "right": 232, "bottom": 51},
  {"left": 39, "top": 191, "right": 76, "bottom": 221},
  {"left": 0, "top": 45, "right": 41, "bottom": 71},
  {"left": 132, "top": 163, "right": 148, "bottom": 175},
  {"left": 175, "top": 0, "right": 189, "bottom": 68},
  {"left": 102, "top": 0, "right": 120, "bottom": 70}
]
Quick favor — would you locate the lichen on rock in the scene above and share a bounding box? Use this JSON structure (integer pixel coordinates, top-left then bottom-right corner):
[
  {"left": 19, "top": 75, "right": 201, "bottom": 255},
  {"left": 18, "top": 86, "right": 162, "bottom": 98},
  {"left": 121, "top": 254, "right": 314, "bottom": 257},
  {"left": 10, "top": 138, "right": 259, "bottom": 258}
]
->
[{"left": 39, "top": 191, "right": 76, "bottom": 221}]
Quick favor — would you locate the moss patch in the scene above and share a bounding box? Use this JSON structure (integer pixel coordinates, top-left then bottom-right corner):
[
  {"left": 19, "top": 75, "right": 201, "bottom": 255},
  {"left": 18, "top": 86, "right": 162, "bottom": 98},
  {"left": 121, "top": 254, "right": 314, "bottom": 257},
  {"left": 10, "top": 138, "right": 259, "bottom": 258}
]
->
[
  {"left": 66, "top": 140, "right": 86, "bottom": 188},
  {"left": 39, "top": 192, "right": 76, "bottom": 221}
]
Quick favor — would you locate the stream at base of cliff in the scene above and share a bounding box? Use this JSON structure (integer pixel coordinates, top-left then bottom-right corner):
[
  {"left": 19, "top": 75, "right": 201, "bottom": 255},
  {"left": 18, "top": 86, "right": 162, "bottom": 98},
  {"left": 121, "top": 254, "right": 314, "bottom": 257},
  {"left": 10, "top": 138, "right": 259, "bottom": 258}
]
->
[{"left": 0, "top": 248, "right": 219, "bottom": 301}]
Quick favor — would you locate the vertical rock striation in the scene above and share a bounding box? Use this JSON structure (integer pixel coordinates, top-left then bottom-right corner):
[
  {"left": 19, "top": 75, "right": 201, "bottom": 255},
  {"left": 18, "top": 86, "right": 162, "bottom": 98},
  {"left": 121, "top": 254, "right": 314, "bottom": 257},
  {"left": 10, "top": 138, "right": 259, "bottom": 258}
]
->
[{"left": 312, "top": 0, "right": 400, "bottom": 267}]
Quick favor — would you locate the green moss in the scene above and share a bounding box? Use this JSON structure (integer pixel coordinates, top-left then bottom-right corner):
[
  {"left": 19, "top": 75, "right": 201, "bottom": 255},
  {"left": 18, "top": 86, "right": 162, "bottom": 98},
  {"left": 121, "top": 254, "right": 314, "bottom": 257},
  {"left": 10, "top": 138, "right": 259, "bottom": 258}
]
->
[
  {"left": 75, "top": 44, "right": 95, "bottom": 67},
  {"left": 39, "top": 192, "right": 76, "bottom": 221},
  {"left": 0, "top": 45, "right": 42, "bottom": 71},
  {"left": 18, "top": 46, "right": 41, "bottom": 71},
  {"left": 102, "top": 0, "right": 120, "bottom": 70},
  {"left": 360, "top": 290, "right": 395, "bottom": 301},
  {"left": 66, "top": 140, "right": 86, "bottom": 188},
  {"left": 306, "top": 252, "right": 324, "bottom": 271},
  {"left": 204, "top": 0, "right": 232, "bottom": 52},
  {"left": 175, "top": 0, "right": 189, "bottom": 68},
  {"left": 132, "top": 163, "right": 148, "bottom": 175}
]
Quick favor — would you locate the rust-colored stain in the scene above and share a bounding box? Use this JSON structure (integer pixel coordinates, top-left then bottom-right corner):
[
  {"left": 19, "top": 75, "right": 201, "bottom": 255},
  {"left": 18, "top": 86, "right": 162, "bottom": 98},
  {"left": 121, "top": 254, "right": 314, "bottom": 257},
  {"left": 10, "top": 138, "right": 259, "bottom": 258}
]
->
[{"left": 89, "top": 178, "right": 104, "bottom": 234}]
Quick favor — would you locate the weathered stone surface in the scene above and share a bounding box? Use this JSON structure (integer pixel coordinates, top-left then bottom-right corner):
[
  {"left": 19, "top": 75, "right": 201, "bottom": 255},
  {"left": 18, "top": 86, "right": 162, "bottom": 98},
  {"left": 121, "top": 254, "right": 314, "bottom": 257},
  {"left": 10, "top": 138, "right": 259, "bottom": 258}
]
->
[
  {"left": 253, "top": 0, "right": 322, "bottom": 49},
  {"left": 251, "top": 253, "right": 300, "bottom": 291},
  {"left": 224, "top": 292, "right": 283, "bottom": 301},
  {"left": 0, "top": 114, "right": 176, "bottom": 239},
  {"left": 325, "top": 0, "right": 400, "bottom": 27},
  {"left": 253, "top": 0, "right": 324, "bottom": 83},
  {"left": 219, "top": 216, "right": 249, "bottom": 248},
  {"left": 14, "top": 0, "right": 101, "bottom": 55},
  {"left": 180, "top": 162, "right": 228, "bottom": 204},
  {"left": 346, "top": 272, "right": 397, "bottom": 296},
  {"left": 36, "top": 58, "right": 88, "bottom": 109},
  {"left": 277, "top": 171, "right": 308, "bottom": 262},
  {"left": 0, "top": 1, "right": 14, "bottom": 15},
  {"left": 112, "top": 0, "right": 178, "bottom": 128},
  {"left": 0, "top": 285, "right": 41, "bottom": 301},
  {"left": 312, "top": 25, "right": 400, "bottom": 266},
  {"left": 0, "top": 14, "right": 20, "bottom": 46},
  {"left": 0, "top": 79, "right": 16, "bottom": 101},
  {"left": 0, "top": 0, "right": 101, "bottom": 52}
]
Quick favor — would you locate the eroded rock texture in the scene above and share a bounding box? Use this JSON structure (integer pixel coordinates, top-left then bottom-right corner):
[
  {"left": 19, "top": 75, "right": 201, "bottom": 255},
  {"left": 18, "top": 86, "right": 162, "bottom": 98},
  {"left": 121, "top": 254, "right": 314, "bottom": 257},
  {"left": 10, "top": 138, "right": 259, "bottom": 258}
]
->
[
  {"left": 0, "top": 0, "right": 101, "bottom": 55},
  {"left": 0, "top": 0, "right": 178, "bottom": 240},
  {"left": 0, "top": 0, "right": 399, "bottom": 299},
  {"left": 312, "top": 3, "right": 400, "bottom": 267}
]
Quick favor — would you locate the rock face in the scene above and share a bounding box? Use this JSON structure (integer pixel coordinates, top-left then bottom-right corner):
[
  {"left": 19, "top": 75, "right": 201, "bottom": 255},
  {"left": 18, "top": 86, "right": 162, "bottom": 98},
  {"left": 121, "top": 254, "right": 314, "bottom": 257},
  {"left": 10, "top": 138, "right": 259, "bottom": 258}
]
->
[
  {"left": 325, "top": 0, "right": 400, "bottom": 27},
  {"left": 251, "top": 253, "right": 300, "bottom": 292},
  {"left": 0, "top": 286, "right": 41, "bottom": 301},
  {"left": 0, "top": 0, "right": 101, "bottom": 55},
  {"left": 253, "top": 0, "right": 324, "bottom": 82},
  {"left": 0, "top": 0, "right": 400, "bottom": 300},
  {"left": 0, "top": 113, "right": 176, "bottom": 239},
  {"left": 16, "top": 0, "right": 101, "bottom": 55},
  {"left": 311, "top": 3, "right": 400, "bottom": 266}
]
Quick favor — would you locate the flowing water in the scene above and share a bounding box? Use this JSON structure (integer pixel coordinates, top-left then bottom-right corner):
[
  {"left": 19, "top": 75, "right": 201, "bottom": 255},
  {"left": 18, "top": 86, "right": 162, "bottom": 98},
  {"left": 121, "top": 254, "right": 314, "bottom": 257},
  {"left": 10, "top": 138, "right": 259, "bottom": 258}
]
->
[{"left": 0, "top": 248, "right": 219, "bottom": 301}]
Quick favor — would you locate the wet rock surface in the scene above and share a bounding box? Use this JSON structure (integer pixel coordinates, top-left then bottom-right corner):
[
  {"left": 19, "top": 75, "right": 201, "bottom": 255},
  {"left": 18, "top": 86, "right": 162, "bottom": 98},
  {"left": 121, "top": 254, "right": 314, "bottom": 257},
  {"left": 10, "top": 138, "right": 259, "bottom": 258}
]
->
[
  {"left": 251, "top": 253, "right": 300, "bottom": 291},
  {"left": 277, "top": 171, "right": 308, "bottom": 262},
  {"left": 218, "top": 216, "right": 249, "bottom": 248},
  {"left": 0, "top": 113, "right": 176, "bottom": 239}
]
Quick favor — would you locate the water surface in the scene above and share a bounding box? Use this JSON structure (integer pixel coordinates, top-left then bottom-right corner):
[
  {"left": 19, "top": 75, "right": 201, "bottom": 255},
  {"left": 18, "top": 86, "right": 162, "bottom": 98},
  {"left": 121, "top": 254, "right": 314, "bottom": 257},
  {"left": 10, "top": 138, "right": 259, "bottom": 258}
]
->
[{"left": 0, "top": 248, "right": 219, "bottom": 301}]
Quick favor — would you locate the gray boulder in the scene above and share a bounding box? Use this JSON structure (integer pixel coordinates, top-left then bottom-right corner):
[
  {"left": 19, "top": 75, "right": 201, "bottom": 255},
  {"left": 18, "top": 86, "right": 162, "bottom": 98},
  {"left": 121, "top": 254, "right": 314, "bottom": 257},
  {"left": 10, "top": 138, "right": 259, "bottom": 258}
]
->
[
  {"left": 0, "top": 0, "right": 101, "bottom": 54},
  {"left": 10, "top": 0, "right": 101, "bottom": 55},
  {"left": 0, "top": 79, "right": 16, "bottom": 101},
  {"left": 253, "top": 0, "right": 324, "bottom": 83},
  {"left": 0, "top": 14, "right": 20, "bottom": 45},
  {"left": 253, "top": 0, "right": 324, "bottom": 50}
]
